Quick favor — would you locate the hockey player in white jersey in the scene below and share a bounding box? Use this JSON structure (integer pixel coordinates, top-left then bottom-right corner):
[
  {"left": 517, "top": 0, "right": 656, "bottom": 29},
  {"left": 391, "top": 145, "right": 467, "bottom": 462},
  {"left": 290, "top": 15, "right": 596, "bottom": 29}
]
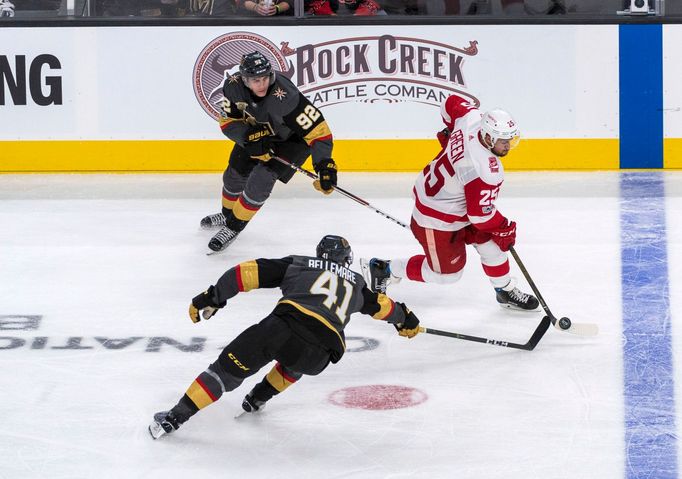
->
[{"left": 362, "top": 94, "right": 539, "bottom": 311}]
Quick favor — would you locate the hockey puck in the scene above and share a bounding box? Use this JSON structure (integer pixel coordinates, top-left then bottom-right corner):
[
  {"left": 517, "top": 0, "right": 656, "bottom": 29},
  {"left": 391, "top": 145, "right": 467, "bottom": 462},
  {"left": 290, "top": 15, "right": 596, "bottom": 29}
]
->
[{"left": 558, "top": 317, "right": 572, "bottom": 330}]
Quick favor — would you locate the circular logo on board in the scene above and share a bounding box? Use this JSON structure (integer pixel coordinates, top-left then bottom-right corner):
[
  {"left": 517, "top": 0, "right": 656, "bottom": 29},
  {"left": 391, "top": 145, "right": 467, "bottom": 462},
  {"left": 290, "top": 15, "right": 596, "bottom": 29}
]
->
[
  {"left": 328, "top": 385, "right": 428, "bottom": 410},
  {"left": 193, "top": 32, "right": 290, "bottom": 120}
]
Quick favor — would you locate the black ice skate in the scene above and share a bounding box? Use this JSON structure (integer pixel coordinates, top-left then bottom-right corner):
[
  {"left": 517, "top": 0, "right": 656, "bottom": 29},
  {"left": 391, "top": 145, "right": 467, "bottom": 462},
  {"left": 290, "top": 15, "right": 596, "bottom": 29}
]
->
[
  {"left": 241, "top": 393, "right": 267, "bottom": 414},
  {"left": 208, "top": 226, "right": 240, "bottom": 253},
  {"left": 495, "top": 279, "right": 540, "bottom": 311},
  {"left": 359, "top": 258, "right": 397, "bottom": 294},
  {"left": 200, "top": 212, "right": 226, "bottom": 230},
  {"left": 148, "top": 410, "right": 181, "bottom": 440}
]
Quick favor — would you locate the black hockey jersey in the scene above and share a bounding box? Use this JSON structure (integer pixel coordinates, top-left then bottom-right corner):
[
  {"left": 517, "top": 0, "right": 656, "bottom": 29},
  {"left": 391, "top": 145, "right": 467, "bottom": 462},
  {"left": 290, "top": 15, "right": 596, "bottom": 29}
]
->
[
  {"left": 212, "top": 255, "right": 409, "bottom": 361},
  {"left": 219, "top": 73, "right": 333, "bottom": 169}
]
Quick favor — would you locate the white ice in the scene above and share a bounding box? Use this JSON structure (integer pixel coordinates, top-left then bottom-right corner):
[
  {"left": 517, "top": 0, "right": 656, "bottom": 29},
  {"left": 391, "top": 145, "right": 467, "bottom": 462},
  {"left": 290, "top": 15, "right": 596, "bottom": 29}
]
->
[{"left": 1, "top": 171, "right": 678, "bottom": 479}]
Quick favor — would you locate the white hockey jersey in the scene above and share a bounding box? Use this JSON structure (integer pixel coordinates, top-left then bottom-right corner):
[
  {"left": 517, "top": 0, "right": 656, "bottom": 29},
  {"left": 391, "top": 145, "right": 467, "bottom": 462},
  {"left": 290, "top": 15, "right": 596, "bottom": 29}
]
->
[{"left": 412, "top": 94, "right": 507, "bottom": 232}]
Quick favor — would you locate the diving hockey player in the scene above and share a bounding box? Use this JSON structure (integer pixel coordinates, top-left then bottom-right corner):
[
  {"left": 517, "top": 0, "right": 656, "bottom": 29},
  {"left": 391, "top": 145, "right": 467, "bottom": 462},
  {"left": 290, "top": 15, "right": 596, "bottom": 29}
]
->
[{"left": 149, "top": 235, "right": 420, "bottom": 439}]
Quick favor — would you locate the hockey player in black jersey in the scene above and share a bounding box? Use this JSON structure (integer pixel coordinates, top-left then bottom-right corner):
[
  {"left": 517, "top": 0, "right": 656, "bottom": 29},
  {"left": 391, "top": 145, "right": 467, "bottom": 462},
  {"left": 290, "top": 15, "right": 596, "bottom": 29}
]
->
[
  {"left": 201, "top": 51, "right": 338, "bottom": 252},
  {"left": 149, "top": 235, "right": 420, "bottom": 439}
]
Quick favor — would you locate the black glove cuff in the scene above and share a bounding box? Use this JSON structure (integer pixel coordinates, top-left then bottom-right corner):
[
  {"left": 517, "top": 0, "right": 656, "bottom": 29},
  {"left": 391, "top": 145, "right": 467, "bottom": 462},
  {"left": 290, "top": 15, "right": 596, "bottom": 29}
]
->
[
  {"left": 192, "top": 285, "right": 223, "bottom": 310},
  {"left": 314, "top": 158, "right": 336, "bottom": 173},
  {"left": 397, "top": 302, "right": 419, "bottom": 329}
]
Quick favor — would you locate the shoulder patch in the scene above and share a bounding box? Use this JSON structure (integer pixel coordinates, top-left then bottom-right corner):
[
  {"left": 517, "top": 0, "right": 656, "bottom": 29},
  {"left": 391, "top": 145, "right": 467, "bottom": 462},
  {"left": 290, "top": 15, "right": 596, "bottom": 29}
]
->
[
  {"left": 488, "top": 157, "right": 499, "bottom": 173},
  {"left": 272, "top": 86, "right": 287, "bottom": 100}
]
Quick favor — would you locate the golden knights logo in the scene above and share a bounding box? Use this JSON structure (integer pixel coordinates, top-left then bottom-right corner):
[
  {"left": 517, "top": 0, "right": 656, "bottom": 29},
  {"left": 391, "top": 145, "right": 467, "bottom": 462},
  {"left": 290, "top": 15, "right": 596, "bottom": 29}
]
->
[{"left": 193, "top": 32, "right": 480, "bottom": 120}]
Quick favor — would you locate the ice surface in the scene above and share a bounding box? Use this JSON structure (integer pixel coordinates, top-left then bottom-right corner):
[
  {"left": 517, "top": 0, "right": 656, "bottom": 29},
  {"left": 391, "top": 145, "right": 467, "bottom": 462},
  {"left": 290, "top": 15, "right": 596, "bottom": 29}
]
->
[{"left": 1, "top": 171, "right": 678, "bottom": 479}]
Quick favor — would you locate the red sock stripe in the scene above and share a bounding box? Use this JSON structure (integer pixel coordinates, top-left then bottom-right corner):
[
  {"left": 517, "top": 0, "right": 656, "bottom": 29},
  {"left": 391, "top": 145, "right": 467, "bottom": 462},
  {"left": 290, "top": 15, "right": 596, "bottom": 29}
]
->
[
  {"left": 238, "top": 196, "right": 260, "bottom": 212},
  {"left": 222, "top": 191, "right": 239, "bottom": 201},
  {"left": 406, "top": 256, "right": 425, "bottom": 282},
  {"left": 195, "top": 376, "right": 218, "bottom": 401},
  {"left": 235, "top": 264, "right": 244, "bottom": 291},
  {"left": 275, "top": 363, "right": 298, "bottom": 384},
  {"left": 482, "top": 260, "right": 510, "bottom": 278}
]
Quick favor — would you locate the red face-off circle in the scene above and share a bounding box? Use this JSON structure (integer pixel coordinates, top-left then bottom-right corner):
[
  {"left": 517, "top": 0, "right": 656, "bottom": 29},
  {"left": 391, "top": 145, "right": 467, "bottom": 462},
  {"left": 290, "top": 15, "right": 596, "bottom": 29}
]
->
[{"left": 328, "top": 385, "right": 428, "bottom": 410}]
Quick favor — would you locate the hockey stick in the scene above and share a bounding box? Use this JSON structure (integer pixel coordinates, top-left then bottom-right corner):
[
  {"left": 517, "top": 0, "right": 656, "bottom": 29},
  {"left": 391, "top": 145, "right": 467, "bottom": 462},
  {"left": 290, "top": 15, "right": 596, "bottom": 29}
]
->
[
  {"left": 418, "top": 314, "right": 552, "bottom": 351},
  {"left": 270, "top": 156, "right": 409, "bottom": 229},
  {"left": 508, "top": 246, "right": 598, "bottom": 337}
]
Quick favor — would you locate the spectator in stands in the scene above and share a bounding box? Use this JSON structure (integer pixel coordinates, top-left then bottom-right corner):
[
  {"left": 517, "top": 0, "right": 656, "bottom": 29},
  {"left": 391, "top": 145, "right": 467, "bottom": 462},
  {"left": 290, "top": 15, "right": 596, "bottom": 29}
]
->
[
  {"left": 305, "top": 0, "right": 385, "bottom": 15},
  {"left": 1, "top": 0, "right": 63, "bottom": 17},
  {"left": 0, "top": 0, "right": 14, "bottom": 17},
  {"left": 237, "top": 0, "right": 292, "bottom": 16},
  {"left": 338, "top": 0, "right": 386, "bottom": 15},
  {"left": 185, "top": 0, "right": 236, "bottom": 15}
]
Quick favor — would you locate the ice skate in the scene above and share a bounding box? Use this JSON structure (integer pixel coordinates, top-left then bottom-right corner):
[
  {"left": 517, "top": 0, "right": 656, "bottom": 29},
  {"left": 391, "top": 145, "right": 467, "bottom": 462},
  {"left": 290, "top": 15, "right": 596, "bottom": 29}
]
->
[
  {"left": 360, "top": 258, "right": 399, "bottom": 294},
  {"left": 208, "top": 226, "right": 240, "bottom": 253},
  {"left": 241, "top": 393, "right": 267, "bottom": 413},
  {"left": 148, "top": 410, "right": 180, "bottom": 440},
  {"left": 200, "top": 212, "right": 226, "bottom": 230},
  {"left": 495, "top": 278, "right": 540, "bottom": 311}
]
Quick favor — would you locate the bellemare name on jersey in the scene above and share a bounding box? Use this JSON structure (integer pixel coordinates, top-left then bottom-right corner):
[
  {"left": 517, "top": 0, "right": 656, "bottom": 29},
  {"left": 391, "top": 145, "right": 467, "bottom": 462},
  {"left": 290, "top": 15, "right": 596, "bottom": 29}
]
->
[{"left": 307, "top": 259, "right": 357, "bottom": 284}]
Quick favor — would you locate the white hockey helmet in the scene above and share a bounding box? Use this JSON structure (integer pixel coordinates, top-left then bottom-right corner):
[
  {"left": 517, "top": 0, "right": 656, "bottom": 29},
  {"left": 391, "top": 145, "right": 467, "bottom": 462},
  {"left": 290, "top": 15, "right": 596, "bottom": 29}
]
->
[{"left": 480, "top": 109, "right": 520, "bottom": 150}]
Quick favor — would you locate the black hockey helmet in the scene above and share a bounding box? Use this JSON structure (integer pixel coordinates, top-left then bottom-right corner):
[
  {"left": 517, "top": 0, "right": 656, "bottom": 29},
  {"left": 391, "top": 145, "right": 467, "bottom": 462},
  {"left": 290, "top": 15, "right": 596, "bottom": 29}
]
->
[
  {"left": 239, "top": 51, "right": 274, "bottom": 80},
  {"left": 316, "top": 235, "right": 353, "bottom": 267}
]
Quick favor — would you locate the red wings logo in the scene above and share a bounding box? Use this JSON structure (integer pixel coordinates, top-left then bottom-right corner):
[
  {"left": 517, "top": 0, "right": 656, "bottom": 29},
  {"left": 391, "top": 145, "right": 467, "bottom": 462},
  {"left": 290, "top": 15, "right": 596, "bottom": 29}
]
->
[{"left": 488, "top": 157, "right": 499, "bottom": 173}]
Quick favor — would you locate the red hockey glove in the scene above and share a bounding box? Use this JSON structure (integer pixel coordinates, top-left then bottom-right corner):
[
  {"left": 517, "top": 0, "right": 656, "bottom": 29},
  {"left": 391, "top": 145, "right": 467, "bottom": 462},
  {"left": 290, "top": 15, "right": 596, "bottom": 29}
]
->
[
  {"left": 436, "top": 127, "right": 450, "bottom": 148},
  {"left": 490, "top": 220, "right": 516, "bottom": 252}
]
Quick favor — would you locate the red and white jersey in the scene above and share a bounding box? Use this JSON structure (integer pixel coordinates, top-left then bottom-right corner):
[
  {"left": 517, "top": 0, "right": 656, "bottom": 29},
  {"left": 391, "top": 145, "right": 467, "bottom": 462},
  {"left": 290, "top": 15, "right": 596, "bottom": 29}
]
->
[{"left": 412, "top": 94, "right": 507, "bottom": 232}]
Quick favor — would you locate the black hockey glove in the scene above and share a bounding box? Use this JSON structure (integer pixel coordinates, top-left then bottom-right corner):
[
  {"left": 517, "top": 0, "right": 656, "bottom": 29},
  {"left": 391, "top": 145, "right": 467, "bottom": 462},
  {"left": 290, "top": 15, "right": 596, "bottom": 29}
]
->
[
  {"left": 219, "top": 98, "right": 245, "bottom": 121},
  {"left": 189, "top": 286, "right": 226, "bottom": 323},
  {"left": 243, "top": 125, "right": 273, "bottom": 161},
  {"left": 313, "top": 158, "right": 337, "bottom": 195},
  {"left": 394, "top": 302, "right": 420, "bottom": 339}
]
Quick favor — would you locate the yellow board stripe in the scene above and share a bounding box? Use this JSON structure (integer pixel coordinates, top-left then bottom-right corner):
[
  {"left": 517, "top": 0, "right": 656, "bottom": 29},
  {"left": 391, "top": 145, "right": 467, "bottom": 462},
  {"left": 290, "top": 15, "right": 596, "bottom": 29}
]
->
[
  {"left": 0, "top": 138, "right": 621, "bottom": 172},
  {"left": 372, "top": 293, "right": 395, "bottom": 320},
  {"left": 278, "top": 299, "right": 345, "bottom": 350},
  {"left": 238, "top": 260, "right": 259, "bottom": 292},
  {"left": 664, "top": 138, "right": 682, "bottom": 168},
  {"left": 186, "top": 380, "right": 215, "bottom": 410}
]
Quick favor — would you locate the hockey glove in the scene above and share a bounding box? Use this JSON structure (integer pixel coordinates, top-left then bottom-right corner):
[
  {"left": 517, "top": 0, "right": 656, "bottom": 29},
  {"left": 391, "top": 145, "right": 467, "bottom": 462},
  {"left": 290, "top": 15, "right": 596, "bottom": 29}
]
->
[
  {"left": 489, "top": 219, "right": 516, "bottom": 252},
  {"left": 394, "top": 302, "right": 420, "bottom": 339},
  {"left": 436, "top": 127, "right": 450, "bottom": 148},
  {"left": 189, "top": 286, "right": 225, "bottom": 323},
  {"left": 243, "top": 125, "right": 273, "bottom": 161},
  {"left": 219, "top": 97, "right": 245, "bottom": 121},
  {"left": 313, "top": 159, "right": 337, "bottom": 195}
]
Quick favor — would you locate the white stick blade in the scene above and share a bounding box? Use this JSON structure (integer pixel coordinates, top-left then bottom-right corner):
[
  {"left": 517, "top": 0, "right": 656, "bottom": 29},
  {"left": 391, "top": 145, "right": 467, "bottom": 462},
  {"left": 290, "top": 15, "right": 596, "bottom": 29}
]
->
[{"left": 555, "top": 321, "right": 599, "bottom": 336}]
